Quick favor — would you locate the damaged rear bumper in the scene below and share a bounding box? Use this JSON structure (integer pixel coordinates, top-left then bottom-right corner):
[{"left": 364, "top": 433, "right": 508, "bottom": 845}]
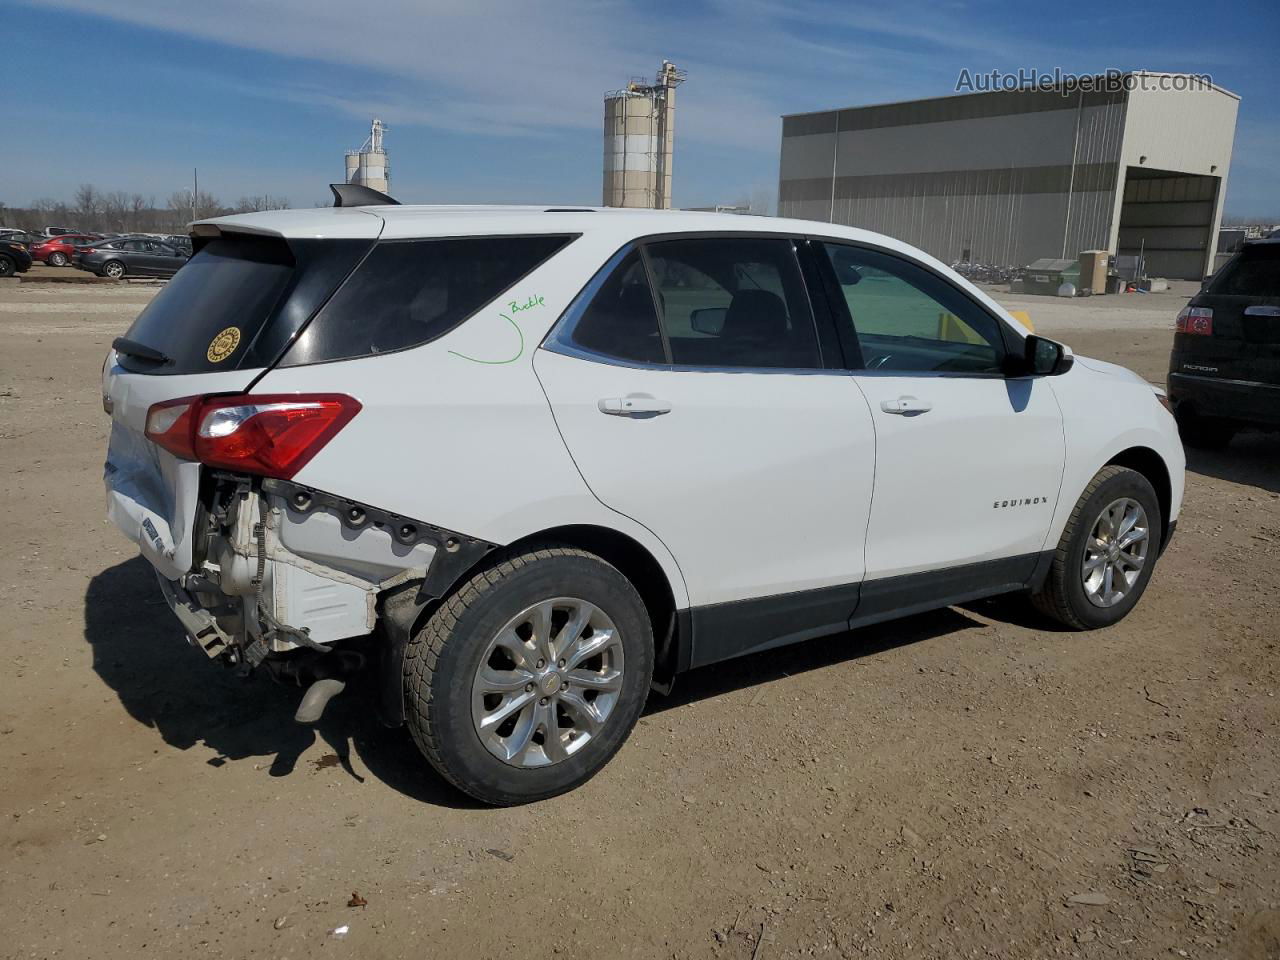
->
[{"left": 116, "top": 470, "right": 496, "bottom": 722}]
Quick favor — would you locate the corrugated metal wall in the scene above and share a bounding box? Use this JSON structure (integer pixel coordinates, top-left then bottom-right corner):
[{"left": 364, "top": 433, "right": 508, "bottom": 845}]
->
[{"left": 778, "top": 88, "right": 1128, "bottom": 267}]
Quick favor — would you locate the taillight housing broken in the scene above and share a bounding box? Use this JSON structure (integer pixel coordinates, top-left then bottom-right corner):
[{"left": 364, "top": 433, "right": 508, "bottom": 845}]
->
[
  {"left": 145, "top": 394, "right": 361, "bottom": 479},
  {"left": 1175, "top": 306, "right": 1213, "bottom": 335}
]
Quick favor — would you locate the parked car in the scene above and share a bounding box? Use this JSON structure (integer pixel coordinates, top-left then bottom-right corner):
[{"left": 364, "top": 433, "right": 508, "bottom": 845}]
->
[
  {"left": 74, "top": 237, "right": 188, "bottom": 279},
  {"left": 0, "top": 230, "right": 47, "bottom": 250},
  {"left": 163, "top": 234, "right": 193, "bottom": 256},
  {"left": 1169, "top": 237, "right": 1280, "bottom": 447},
  {"left": 102, "top": 203, "right": 1184, "bottom": 804},
  {"left": 30, "top": 233, "right": 102, "bottom": 266},
  {"left": 0, "top": 238, "right": 34, "bottom": 277}
]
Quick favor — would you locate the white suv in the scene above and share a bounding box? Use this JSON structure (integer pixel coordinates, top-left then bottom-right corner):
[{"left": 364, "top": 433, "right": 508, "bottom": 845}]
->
[{"left": 103, "top": 194, "right": 1184, "bottom": 804}]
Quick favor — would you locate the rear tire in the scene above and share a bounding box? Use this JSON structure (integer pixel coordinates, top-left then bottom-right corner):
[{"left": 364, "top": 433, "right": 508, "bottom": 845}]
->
[
  {"left": 1031, "top": 465, "right": 1163, "bottom": 630},
  {"left": 102, "top": 260, "right": 125, "bottom": 280},
  {"left": 1176, "top": 406, "right": 1235, "bottom": 449},
  {"left": 404, "top": 544, "right": 654, "bottom": 805},
  {"left": 48, "top": 251, "right": 68, "bottom": 267},
  {"left": 0, "top": 256, "right": 14, "bottom": 278}
]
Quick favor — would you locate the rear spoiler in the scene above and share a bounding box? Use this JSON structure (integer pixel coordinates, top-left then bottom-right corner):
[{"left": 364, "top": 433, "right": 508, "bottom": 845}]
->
[{"left": 329, "top": 183, "right": 400, "bottom": 208}]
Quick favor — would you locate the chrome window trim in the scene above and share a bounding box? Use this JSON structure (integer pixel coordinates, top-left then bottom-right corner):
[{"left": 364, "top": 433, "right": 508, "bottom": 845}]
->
[{"left": 540, "top": 336, "right": 853, "bottom": 377}]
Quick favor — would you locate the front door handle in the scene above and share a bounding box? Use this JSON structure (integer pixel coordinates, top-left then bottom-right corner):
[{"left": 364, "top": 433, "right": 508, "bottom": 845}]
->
[
  {"left": 880, "top": 395, "right": 932, "bottom": 416},
  {"left": 598, "top": 395, "right": 672, "bottom": 418}
]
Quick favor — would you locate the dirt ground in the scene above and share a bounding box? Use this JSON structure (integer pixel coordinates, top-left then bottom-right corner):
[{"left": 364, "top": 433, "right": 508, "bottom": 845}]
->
[{"left": 1, "top": 277, "right": 1277, "bottom": 960}]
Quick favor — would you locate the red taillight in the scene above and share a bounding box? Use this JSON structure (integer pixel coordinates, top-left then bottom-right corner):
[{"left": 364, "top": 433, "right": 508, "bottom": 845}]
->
[
  {"left": 81, "top": 248, "right": 97, "bottom": 255},
  {"left": 145, "top": 394, "right": 361, "bottom": 479},
  {"left": 145, "top": 398, "right": 198, "bottom": 459},
  {"left": 1175, "top": 306, "right": 1213, "bottom": 335}
]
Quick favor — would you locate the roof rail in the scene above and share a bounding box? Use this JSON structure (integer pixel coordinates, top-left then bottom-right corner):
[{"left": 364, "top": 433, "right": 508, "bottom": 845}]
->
[{"left": 329, "top": 183, "right": 400, "bottom": 208}]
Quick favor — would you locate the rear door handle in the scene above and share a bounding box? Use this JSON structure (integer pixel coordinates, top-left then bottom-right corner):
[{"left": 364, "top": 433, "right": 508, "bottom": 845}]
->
[
  {"left": 880, "top": 396, "right": 932, "bottom": 416},
  {"left": 598, "top": 395, "right": 672, "bottom": 417}
]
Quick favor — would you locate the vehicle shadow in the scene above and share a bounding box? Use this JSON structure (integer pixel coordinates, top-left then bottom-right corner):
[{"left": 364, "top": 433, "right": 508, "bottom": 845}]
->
[
  {"left": 646, "top": 604, "right": 992, "bottom": 715},
  {"left": 1185, "top": 431, "right": 1280, "bottom": 495},
  {"left": 86, "top": 557, "right": 1045, "bottom": 806},
  {"left": 83, "top": 556, "right": 483, "bottom": 809}
]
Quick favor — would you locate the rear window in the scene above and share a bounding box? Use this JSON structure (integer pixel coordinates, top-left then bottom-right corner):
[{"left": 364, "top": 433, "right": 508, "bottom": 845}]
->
[
  {"left": 1208, "top": 244, "right": 1280, "bottom": 297},
  {"left": 117, "top": 236, "right": 295, "bottom": 373},
  {"left": 279, "top": 235, "right": 574, "bottom": 366},
  {"left": 115, "top": 234, "right": 374, "bottom": 375}
]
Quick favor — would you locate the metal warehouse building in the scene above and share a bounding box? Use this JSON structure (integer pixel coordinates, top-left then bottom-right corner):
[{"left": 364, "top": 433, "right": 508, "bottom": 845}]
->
[{"left": 778, "top": 74, "right": 1239, "bottom": 280}]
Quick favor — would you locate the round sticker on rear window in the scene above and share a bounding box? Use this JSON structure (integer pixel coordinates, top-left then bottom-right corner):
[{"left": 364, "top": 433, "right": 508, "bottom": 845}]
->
[{"left": 206, "top": 326, "right": 241, "bottom": 363}]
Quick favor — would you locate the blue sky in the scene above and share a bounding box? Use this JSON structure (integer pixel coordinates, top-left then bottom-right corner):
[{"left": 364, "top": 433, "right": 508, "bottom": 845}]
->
[{"left": 5, "top": 0, "right": 1278, "bottom": 217}]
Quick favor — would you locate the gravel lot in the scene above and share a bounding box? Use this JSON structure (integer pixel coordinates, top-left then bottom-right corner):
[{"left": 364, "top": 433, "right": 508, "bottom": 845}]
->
[{"left": 1, "top": 278, "right": 1277, "bottom": 960}]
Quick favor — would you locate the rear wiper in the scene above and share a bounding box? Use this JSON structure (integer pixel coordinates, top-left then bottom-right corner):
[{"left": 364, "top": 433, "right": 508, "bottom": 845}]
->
[{"left": 112, "top": 337, "right": 172, "bottom": 365}]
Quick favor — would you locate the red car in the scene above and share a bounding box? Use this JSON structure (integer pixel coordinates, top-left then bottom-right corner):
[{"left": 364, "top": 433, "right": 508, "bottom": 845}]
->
[{"left": 30, "top": 234, "right": 102, "bottom": 267}]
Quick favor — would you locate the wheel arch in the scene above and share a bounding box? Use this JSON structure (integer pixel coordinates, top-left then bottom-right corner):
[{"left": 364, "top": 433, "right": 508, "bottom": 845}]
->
[
  {"left": 500, "top": 524, "right": 685, "bottom": 688},
  {"left": 1104, "top": 446, "right": 1173, "bottom": 551},
  {"left": 381, "top": 522, "right": 687, "bottom": 726}
]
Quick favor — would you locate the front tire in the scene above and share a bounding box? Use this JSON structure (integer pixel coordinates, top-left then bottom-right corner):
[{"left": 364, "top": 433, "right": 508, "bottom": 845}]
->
[
  {"left": 101, "top": 260, "right": 125, "bottom": 280},
  {"left": 48, "top": 251, "right": 68, "bottom": 267},
  {"left": 404, "top": 544, "right": 654, "bottom": 805},
  {"left": 1031, "top": 465, "right": 1163, "bottom": 630},
  {"left": 0, "top": 256, "right": 14, "bottom": 278}
]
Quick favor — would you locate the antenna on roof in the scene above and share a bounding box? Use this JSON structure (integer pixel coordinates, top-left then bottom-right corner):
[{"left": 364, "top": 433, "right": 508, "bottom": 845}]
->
[{"left": 329, "top": 183, "right": 400, "bottom": 208}]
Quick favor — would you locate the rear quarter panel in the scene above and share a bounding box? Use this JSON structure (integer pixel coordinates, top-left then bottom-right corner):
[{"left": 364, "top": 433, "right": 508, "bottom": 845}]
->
[{"left": 249, "top": 227, "right": 691, "bottom": 608}]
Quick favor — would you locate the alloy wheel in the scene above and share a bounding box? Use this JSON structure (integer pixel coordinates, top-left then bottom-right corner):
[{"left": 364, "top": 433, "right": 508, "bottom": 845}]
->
[
  {"left": 471, "top": 597, "right": 625, "bottom": 767},
  {"left": 1082, "top": 497, "right": 1150, "bottom": 608}
]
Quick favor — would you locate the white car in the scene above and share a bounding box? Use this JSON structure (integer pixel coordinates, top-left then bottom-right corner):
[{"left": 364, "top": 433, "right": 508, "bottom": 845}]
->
[{"left": 102, "top": 192, "right": 1184, "bottom": 804}]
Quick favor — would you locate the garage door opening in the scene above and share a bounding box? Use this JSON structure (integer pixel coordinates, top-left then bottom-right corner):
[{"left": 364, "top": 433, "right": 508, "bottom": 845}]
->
[{"left": 1117, "top": 167, "right": 1220, "bottom": 280}]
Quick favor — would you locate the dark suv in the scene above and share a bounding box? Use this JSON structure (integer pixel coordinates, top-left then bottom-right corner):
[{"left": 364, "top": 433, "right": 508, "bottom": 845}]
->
[
  {"left": 1169, "top": 239, "right": 1280, "bottom": 447},
  {"left": 0, "top": 238, "right": 34, "bottom": 277}
]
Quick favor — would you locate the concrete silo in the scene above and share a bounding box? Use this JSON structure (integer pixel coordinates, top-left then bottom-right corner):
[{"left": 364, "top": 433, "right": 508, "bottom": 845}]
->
[
  {"left": 345, "top": 118, "right": 391, "bottom": 195},
  {"left": 603, "top": 61, "right": 685, "bottom": 209}
]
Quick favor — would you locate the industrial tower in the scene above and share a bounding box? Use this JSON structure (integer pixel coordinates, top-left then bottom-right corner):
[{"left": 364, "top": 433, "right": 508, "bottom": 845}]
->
[
  {"left": 345, "top": 118, "right": 391, "bottom": 195},
  {"left": 603, "top": 61, "right": 687, "bottom": 209}
]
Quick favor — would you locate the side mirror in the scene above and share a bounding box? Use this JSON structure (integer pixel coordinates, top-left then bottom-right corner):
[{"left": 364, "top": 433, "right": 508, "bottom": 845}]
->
[
  {"left": 690, "top": 306, "right": 727, "bottom": 336},
  {"left": 1024, "top": 335, "right": 1073, "bottom": 376}
]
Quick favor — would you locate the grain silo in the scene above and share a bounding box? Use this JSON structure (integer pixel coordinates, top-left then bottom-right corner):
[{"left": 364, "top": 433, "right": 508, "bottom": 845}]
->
[
  {"left": 603, "top": 61, "right": 685, "bottom": 209},
  {"left": 345, "top": 118, "right": 391, "bottom": 195}
]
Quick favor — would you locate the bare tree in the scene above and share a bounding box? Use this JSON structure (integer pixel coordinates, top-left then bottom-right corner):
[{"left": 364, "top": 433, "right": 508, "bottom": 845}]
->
[
  {"left": 233, "top": 194, "right": 291, "bottom": 213},
  {"left": 128, "top": 194, "right": 149, "bottom": 233},
  {"left": 168, "top": 189, "right": 224, "bottom": 226},
  {"left": 101, "top": 191, "right": 130, "bottom": 232},
  {"left": 73, "top": 184, "right": 101, "bottom": 229}
]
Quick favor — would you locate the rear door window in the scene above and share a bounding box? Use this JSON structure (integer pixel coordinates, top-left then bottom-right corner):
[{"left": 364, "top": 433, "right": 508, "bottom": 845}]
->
[
  {"left": 567, "top": 249, "right": 666, "bottom": 364},
  {"left": 644, "top": 237, "right": 821, "bottom": 369},
  {"left": 279, "top": 235, "right": 574, "bottom": 366}
]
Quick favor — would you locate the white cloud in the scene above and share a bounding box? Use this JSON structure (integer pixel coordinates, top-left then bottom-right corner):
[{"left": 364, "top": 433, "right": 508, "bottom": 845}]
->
[
  {"left": 25, "top": 0, "right": 999, "bottom": 152},
  {"left": 17, "top": 0, "right": 1266, "bottom": 208}
]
